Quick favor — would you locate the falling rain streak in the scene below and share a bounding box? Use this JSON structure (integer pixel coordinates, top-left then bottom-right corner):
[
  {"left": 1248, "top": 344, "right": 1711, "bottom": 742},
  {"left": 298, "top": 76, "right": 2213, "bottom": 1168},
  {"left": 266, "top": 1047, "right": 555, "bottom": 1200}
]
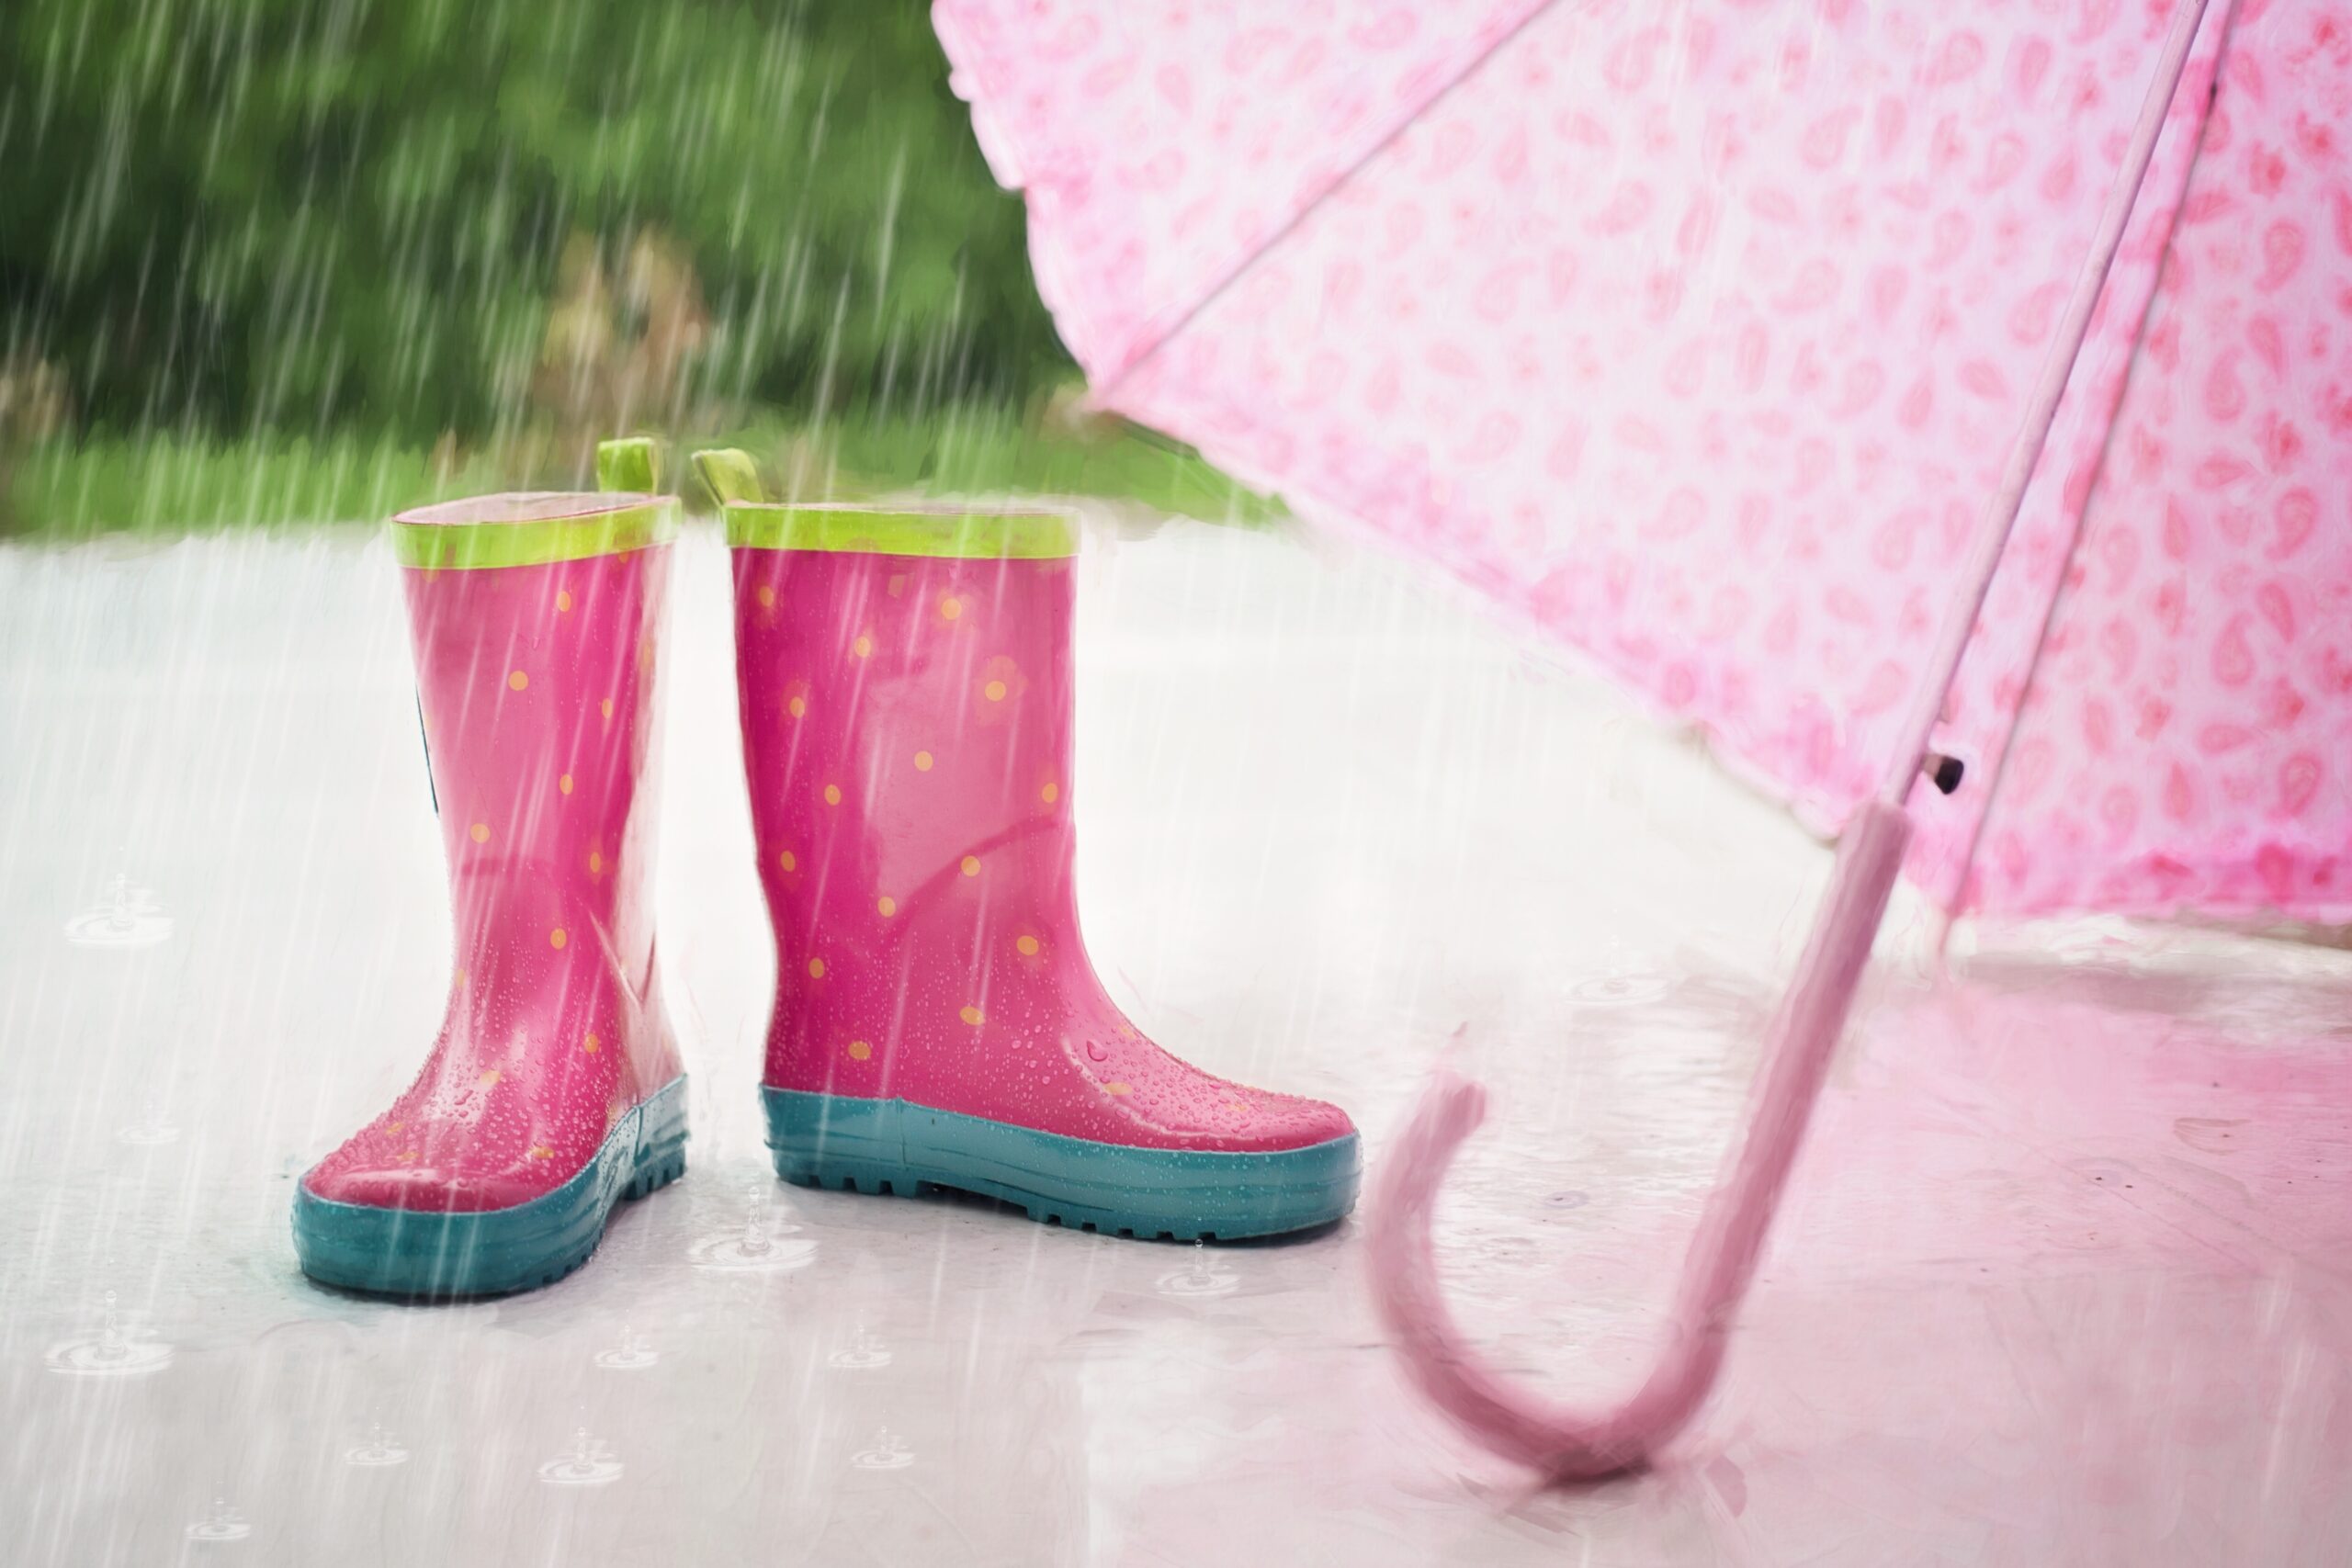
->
[{"left": 6, "top": 1, "right": 2352, "bottom": 1563}]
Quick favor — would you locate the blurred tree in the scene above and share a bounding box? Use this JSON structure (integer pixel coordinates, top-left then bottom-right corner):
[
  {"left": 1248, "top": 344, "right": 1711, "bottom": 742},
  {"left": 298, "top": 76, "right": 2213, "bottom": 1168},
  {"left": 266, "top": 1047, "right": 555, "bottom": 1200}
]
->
[
  {"left": 531, "top": 229, "right": 713, "bottom": 461},
  {"left": 0, "top": 0, "right": 1067, "bottom": 446}
]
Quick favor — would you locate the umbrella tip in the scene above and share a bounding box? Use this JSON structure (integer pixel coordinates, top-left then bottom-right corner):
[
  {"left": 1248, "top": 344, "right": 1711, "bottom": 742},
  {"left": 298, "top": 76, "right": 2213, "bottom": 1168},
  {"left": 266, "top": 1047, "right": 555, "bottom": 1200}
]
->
[{"left": 1925, "top": 753, "right": 1965, "bottom": 795}]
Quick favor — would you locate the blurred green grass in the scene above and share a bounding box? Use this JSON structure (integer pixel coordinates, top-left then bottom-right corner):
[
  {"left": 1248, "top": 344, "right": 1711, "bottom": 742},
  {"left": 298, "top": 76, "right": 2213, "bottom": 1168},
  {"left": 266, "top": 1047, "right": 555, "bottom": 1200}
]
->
[
  {"left": 2, "top": 404, "right": 1285, "bottom": 540},
  {"left": 821, "top": 404, "right": 1284, "bottom": 525},
  {"left": 3, "top": 436, "right": 508, "bottom": 538}
]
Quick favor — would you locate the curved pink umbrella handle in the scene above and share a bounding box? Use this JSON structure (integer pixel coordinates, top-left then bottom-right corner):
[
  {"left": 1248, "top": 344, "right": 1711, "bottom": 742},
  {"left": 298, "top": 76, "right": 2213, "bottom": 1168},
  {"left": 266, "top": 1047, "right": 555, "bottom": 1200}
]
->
[
  {"left": 1365, "top": 0, "right": 2226, "bottom": 1476},
  {"left": 1366, "top": 802, "right": 1913, "bottom": 1479}
]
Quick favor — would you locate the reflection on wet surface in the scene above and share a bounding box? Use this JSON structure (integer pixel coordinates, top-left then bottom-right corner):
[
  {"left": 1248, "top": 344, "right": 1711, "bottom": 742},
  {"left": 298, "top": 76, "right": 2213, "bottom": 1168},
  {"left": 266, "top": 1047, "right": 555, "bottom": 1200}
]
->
[{"left": 4, "top": 518, "right": 2349, "bottom": 1562}]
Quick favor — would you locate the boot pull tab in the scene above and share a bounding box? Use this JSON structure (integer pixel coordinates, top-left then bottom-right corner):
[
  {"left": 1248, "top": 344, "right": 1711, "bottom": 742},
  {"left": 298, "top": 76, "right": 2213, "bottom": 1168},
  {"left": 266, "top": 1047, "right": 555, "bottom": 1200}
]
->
[
  {"left": 689, "top": 446, "right": 773, "bottom": 509},
  {"left": 595, "top": 436, "right": 669, "bottom": 495}
]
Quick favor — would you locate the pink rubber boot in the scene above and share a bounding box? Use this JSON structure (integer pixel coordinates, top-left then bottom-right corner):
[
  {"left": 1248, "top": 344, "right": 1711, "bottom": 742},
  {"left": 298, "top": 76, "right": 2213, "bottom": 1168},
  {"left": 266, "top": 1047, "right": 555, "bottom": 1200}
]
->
[
  {"left": 722, "top": 489, "right": 1358, "bottom": 1240},
  {"left": 294, "top": 482, "right": 687, "bottom": 1296}
]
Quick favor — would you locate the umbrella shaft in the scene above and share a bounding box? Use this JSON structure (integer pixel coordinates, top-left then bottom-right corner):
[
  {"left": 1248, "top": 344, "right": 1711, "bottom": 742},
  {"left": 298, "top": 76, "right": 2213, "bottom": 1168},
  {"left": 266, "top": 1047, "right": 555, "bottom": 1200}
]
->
[{"left": 1674, "top": 800, "right": 1911, "bottom": 1337}]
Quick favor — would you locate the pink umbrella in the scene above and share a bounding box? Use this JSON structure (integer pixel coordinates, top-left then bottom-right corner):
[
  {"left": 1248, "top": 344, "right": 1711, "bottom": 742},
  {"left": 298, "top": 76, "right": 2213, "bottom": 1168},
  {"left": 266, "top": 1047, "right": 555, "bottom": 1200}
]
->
[{"left": 933, "top": 0, "right": 2351, "bottom": 1476}]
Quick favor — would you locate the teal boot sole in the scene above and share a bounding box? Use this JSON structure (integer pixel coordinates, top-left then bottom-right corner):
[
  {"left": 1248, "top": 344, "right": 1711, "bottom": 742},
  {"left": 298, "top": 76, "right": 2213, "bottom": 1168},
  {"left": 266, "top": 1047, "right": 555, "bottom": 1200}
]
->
[
  {"left": 763, "top": 1088, "right": 1358, "bottom": 1241},
  {"left": 293, "top": 1075, "right": 689, "bottom": 1299}
]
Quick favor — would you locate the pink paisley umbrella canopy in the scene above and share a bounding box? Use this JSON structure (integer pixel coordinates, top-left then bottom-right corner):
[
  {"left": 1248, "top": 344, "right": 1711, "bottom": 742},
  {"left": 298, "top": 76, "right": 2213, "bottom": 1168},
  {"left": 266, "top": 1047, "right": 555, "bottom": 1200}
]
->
[{"left": 935, "top": 0, "right": 2352, "bottom": 920}]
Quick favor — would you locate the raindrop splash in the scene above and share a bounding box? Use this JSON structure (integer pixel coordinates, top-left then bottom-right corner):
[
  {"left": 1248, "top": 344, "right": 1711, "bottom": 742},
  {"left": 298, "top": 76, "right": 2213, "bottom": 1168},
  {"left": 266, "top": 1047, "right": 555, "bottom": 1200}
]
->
[
  {"left": 116, "top": 1090, "right": 183, "bottom": 1147},
  {"left": 64, "top": 872, "right": 173, "bottom": 949},
  {"left": 688, "top": 1186, "right": 817, "bottom": 1272},
  {"left": 1154, "top": 1242, "right": 1239, "bottom": 1299},
  {"left": 537, "top": 1427, "right": 624, "bottom": 1487},
  {"left": 827, "top": 1325, "right": 892, "bottom": 1370},
  {"left": 185, "top": 1498, "right": 252, "bottom": 1541},
  {"left": 45, "top": 1292, "right": 173, "bottom": 1377},
  {"left": 594, "top": 1325, "right": 661, "bottom": 1371},
  {"left": 345, "top": 1423, "right": 411, "bottom": 1468},
  {"left": 850, "top": 1427, "right": 915, "bottom": 1470}
]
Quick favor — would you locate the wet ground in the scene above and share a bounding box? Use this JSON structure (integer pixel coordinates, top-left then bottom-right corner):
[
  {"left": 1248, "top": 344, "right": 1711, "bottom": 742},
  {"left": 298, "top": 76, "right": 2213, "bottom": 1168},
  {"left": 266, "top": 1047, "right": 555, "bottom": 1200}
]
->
[{"left": 4, "top": 512, "right": 2348, "bottom": 1564}]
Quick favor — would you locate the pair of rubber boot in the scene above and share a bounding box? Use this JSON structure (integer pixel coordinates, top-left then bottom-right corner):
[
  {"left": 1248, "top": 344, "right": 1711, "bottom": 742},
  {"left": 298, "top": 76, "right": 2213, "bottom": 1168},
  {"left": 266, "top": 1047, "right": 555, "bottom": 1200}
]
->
[{"left": 293, "top": 443, "right": 1359, "bottom": 1298}]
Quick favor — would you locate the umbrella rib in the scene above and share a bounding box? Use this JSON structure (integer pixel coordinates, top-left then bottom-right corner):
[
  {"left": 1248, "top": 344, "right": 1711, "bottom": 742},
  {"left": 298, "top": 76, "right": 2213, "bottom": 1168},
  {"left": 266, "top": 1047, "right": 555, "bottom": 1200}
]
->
[
  {"left": 1943, "top": 6, "right": 2247, "bottom": 921},
  {"left": 1096, "top": 0, "right": 1579, "bottom": 395},
  {"left": 1876, "top": 0, "right": 2234, "bottom": 810}
]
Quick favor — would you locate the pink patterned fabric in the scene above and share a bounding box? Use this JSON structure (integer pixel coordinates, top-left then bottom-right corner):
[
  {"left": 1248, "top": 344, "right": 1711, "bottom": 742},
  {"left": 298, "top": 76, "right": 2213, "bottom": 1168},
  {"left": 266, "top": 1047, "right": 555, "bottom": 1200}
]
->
[
  {"left": 938, "top": 0, "right": 2352, "bottom": 920},
  {"left": 1967, "top": 20, "right": 2352, "bottom": 916},
  {"left": 934, "top": 0, "right": 1551, "bottom": 379}
]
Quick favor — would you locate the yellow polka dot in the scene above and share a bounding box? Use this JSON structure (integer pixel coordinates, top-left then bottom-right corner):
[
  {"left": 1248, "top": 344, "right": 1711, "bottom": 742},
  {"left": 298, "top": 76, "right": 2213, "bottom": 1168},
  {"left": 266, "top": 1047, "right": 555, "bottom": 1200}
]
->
[
  {"left": 469, "top": 822, "right": 490, "bottom": 843},
  {"left": 1041, "top": 783, "right": 1058, "bottom": 804},
  {"left": 1102, "top": 1081, "right": 1133, "bottom": 1097},
  {"left": 824, "top": 784, "right": 842, "bottom": 806},
  {"left": 528, "top": 1145, "right": 553, "bottom": 1160},
  {"left": 508, "top": 670, "right": 528, "bottom": 691},
  {"left": 914, "top": 750, "right": 933, "bottom": 772},
  {"left": 808, "top": 957, "right": 825, "bottom": 978},
  {"left": 453, "top": 971, "right": 465, "bottom": 989},
  {"left": 961, "top": 855, "right": 980, "bottom": 877},
  {"left": 1016, "top": 935, "right": 1040, "bottom": 956},
  {"left": 478, "top": 1069, "right": 501, "bottom": 1087},
  {"left": 588, "top": 850, "right": 604, "bottom": 875},
  {"left": 556, "top": 589, "right": 573, "bottom": 613},
  {"left": 777, "top": 849, "right": 797, "bottom": 873},
  {"left": 985, "top": 680, "right": 1008, "bottom": 703},
  {"left": 756, "top": 584, "right": 776, "bottom": 609},
  {"left": 941, "top": 596, "right": 962, "bottom": 620},
  {"left": 600, "top": 698, "right": 615, "bottom": 722},
  {"left": 398, "top": 1149, "right": 418, "bottom": 1163},
  {"left": 559, "top": 773, "right": 573, "bottom": 795},
  {"left": 549, "top": 928, "right": 568, "bottom": 950},
  {"left": 854, "top": 634, "right": 873, "bottom": 658},
  {"left": 959, "top": 1005, "right": 984, "bottom": 1026},
  {"left": 387, "top": 1122, "right": 405, "bottom": 1134},
  {"left": 583, "top": 1033, "right": 601, "bottom": 1054},
  {"left": 847, "top": 1039, "right": 872, "bottom": 1061},
  {"left": 876, "top": 896, "right": 897, "bottom": 917},
  {"left": 1225, "top": 1100, "right": 1248, "bottom": 1115},
  {"left": 787, "top": 695, "right": 807, "bottom": 718}
]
